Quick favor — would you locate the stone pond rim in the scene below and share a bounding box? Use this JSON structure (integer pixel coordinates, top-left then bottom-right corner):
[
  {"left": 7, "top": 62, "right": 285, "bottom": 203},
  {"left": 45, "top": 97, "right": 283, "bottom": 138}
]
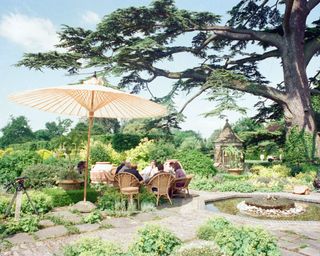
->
[{"left": 245, "top": 197, "right": 295, "bottom": 211}]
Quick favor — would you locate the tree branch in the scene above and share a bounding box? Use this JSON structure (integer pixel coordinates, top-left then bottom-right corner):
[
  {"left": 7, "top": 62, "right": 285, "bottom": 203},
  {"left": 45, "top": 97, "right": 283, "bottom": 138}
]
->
[
  {"left": 196, "top": 25, "right": 283, "bottom": 48},
  {"left": 210, "top": 79, "right": 287, "bottom": 103},
  {"left": 305, "top": 38, "right": 320, "bottom": 65},
  {"left": 283, "top": 0, "right": 294, "bottom": 35},
  {"left": 178, "top": 85, "right": 212, "bottom": 113},
  {"left": 227, "top": 49, "right": 279, "bottom": 66},
  {"left": 147, "top": 65, "right": 207, "bottom": 81},
  {"left": 307, "top": 0, "right": 320, "bottom": 12},
  {"left": 311, "top": 88, "right": 320, "bottom": 95}
]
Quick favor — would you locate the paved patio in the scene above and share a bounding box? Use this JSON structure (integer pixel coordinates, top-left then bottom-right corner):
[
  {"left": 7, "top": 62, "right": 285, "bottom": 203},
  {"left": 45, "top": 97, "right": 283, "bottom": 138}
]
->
[{"left": 1, "top": 190, "right": 320, "bottom": 256}]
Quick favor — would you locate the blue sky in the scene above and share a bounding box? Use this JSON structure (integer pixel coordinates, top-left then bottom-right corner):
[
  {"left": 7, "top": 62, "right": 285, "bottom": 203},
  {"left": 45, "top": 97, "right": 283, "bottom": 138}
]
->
[{"left": 0, "top": 0, "right": 319, "bottom": 138}]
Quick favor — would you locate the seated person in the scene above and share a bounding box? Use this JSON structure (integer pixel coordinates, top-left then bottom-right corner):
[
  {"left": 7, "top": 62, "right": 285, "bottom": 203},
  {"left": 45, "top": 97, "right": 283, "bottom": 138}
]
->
[
  {"left": 171, "top": 162, "right": 186, "bottom": 187},
  {"left": 145, "top": 163, "right": 165, "bottom": 184},
  {"left": 141, "top": 160, "right": 158, "bottom": 181},
  {"left": 116, "top": 160, "right": 131, "bottom": 174},
  {"left": 76, "top": 161, "right": 86, "bottom": 174},
  {"left": 122, "top": 163, "right": 143, "bottom": 182}
]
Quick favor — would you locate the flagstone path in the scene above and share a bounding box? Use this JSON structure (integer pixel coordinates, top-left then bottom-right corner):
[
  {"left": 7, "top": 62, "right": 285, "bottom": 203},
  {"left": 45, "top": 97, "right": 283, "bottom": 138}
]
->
[{"left": 1, "top": 191, "right": 320, "bottom": 256}]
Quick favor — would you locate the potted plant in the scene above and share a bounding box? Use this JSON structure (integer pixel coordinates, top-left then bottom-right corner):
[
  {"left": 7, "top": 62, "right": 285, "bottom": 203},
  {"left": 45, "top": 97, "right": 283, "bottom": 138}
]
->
[
  {"left": 58, "top": 169, "right": 83, "bottom": 190},
  {"left": 224, "top": 145, "right": 243, "bottom": 175}
]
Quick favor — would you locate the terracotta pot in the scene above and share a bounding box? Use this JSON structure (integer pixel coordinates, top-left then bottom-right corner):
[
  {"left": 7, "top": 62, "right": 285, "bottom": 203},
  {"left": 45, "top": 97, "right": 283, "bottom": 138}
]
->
[
  {"left": 227, "top": 168, "right": 243, "bottom": 175},
  {"left": 58, "top": 180, "right": 83, "bottom": 190}
]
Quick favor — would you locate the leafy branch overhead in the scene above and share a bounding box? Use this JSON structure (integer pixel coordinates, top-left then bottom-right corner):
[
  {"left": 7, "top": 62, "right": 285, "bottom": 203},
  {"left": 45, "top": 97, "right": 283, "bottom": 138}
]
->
[{"left": 17, "top": 0, "right": 320, "bottom": 130}]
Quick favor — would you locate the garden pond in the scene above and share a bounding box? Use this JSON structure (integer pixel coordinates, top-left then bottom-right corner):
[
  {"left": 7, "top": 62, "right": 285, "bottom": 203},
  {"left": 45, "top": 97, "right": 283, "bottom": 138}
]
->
[{"left": 205, "top": 197, "right": 320, "bottom": 221}]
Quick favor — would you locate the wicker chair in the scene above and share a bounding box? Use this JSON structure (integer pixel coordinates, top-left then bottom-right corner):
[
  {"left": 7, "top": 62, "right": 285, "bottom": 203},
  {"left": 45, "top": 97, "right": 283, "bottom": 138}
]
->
[
  {"left": 172, "top": 174, "right": 193, "bottom": 198},
  {"left": 115, "top": 172, "right": 141, "bottom": 206},
  {"left": 146, "top": 173, "right": 175, "bottom": 206}
]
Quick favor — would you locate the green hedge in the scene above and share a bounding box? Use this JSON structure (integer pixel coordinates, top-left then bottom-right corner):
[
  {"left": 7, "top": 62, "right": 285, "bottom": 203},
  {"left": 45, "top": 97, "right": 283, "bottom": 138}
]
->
[
  {"left": 174, "top": 149, "right": 217, "bottom": 177},
  {"left": 42, "top": 187, "right": 99, "bottom": 207}
]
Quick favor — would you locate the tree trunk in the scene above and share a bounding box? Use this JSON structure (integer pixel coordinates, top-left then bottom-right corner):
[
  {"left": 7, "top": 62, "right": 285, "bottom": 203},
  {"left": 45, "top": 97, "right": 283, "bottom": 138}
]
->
[{"left": 281, "top": 0, "right": 320, "bottom": 157}]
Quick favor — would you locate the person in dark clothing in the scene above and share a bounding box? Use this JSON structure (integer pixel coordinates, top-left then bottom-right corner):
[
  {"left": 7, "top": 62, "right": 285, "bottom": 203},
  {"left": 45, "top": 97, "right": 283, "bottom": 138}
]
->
[
  {"left": 116, "top": 160, "right": 131, "bottom": 174},
  {"left": 122, "top": 164, "right": 143, "bottom": 182},
  {"left": 76, "top": 161, "right": 86, "bottom": 174}
]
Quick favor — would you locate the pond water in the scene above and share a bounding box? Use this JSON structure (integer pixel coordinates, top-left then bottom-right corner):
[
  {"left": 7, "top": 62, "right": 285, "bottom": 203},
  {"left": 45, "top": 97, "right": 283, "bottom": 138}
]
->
[{"left": 205, "top": 197, "right": 320, "bottom": 221}]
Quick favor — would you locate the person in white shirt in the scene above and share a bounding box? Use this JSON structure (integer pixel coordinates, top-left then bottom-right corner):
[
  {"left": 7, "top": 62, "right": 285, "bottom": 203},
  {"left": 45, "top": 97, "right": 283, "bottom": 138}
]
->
[{"left": 141, "top": 160, "right": 158, "bottom": 181}]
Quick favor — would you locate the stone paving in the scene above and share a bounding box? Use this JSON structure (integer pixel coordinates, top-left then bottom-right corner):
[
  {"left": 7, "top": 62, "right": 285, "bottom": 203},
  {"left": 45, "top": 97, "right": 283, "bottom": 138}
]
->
[{"left": 1, "top": 190, "right": 320, "bottom": 256}]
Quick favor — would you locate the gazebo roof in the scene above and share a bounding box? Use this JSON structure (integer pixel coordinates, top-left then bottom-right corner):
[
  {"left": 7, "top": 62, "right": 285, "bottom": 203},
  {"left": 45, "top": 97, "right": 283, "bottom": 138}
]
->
[{"left": 215, "top": 119, "right": 243, "bottom": 144}]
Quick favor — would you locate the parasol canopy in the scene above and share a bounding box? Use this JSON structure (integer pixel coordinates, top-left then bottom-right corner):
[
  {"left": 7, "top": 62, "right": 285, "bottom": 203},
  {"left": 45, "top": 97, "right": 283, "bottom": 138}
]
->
[{"left": 9, "top": 76, "right": 167, "bottom": 203}]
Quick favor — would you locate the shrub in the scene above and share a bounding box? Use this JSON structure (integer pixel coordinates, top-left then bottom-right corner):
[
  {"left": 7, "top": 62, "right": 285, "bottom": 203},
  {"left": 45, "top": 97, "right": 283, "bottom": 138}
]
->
[
  {"left": 3, "top": 215, "right": 39, "bottom": 236},
  {"left": 125, "top": 139, "right": 155, "bottom": 169},
  {"left": 285, "top": 127, "right": 313, "bottom": 163},
  {"left": 43, "top": 187, "right": 99, "bottom": 207},
  {"left": 112, "top": 133, "right": 141, "bottom": 152},
  {"left": 174, "top": 150, "right": 217, "bottom": 177},
  {"left": 21, "top": 164, "right": 65, "bottom": 188},
  {"left": 148, "top": 140, "right": 176, "bottom": 163},
  {"left": 37, "top": 149, "right": 53, "bottom": 160},
  {"left": 21, "top": 191, "right": 53, "bottom": 214},
  {"left": 90, "top": 142, "right": 112, "bottom": 164},
  {"left": 197, "top": 217, "right": 280, "bottom": 256},
  {"left": 0, "top": 191, "right": 54, "bottom": 216},
  {"left": 83, "top": 210, "right": 102, "bottom": 224},
  {"left": 130, "top": 225, "right": 181, "bottom": 256},
  {"left": 214, "top": 180, "right": 256, "bottom": 193},
  {"left": 190, "top": 176, "right": 216, "bottom": 191},
  {"left": 58, "top": 169, "right": 81, "bottom": 180},
  {"left": 97, "top": 187, "right": 123, "bottom": 211},
  {"left": 139, "top": 187, "right": 156, "bottom": 206},
  {"left": 0, "top": 150, "right": 41, "bottom": 185},
  {"left": 0, "top": 195, "right": 10, "bottom": 214},
  {"left": 63, "top": 237, "right": 124, "bottom": 256}
]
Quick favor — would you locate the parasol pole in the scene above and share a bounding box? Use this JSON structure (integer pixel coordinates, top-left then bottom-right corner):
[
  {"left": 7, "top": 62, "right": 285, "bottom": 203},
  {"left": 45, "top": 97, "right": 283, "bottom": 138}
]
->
[
  {"left": 84, "top": 92, "right": 95, "bottom": 202},
  {"left": 84, "top": 112, "right": 94, "bottom": 202}
]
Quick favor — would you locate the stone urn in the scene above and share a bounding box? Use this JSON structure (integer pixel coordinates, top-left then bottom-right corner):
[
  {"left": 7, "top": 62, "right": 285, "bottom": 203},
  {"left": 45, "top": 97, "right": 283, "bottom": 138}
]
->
[{"left": 90, "top": 162, "right": 114, "bottom": 184}]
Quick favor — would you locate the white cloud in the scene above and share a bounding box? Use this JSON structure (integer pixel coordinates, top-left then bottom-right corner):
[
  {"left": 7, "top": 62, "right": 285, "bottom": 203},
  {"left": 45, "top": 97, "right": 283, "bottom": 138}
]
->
[
  {"left": 81, "top": 11, "right": 100, "bottom": 25},
  {"left": 0, "top": 13, "right": 59, "bottom": 51}
]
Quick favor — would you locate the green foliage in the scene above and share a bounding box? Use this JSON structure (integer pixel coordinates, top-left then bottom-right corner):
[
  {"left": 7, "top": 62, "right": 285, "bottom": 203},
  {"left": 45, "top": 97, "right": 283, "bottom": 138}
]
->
[
  {"left": 130, "top": 225, "right": 181, "bottom": 256},
  {"left": 175, "top": 150, "right": 216, "bottom": 177},
  {"left": 125, "top": 139, "right": 154, "bottom": 169},
  {"left": 63, "top": 237, "right": 125, "bottom": 256},
  {"left": 21, "top": 191, "right": 53, "bottom": 214},
  {"left": 97, "top": 187, "right": 123, "bottom": 211},
  {"left": 190, "top": 176, "right": 216, "bottom": 191},
  {"left": 21, "top": 164, "right": 65, "bottom": 188},
  {"left": 214, "top": 180, "right": 256, "bottom": 193},
  {"left": 0, "top": 116, "right": 34, "bottom": 148},
  {"left": 2, "top": 216, "right": 39, "bottom": 236},
  {"left": 233, "top": 117, "right": 262, "bottom": 133},
  {"left": 90, "top": 142, "right": 112, "bottom": 164},
  {"left": 285, "top": 127, "right": 314, "bottom": 163},
  {"left": 148, "top": 140, "right": 176, "bottom": 163},
  {"left": 83, "top": 210, "right": 102, "bottom": 224},
  {"left": 139, "top": 187, "right": 156, "bottom": 206},
  {"left": 0, "top": 150, "right": 41, "bottom": 185},
  {"left": 43, "top": 187, "right": 99, "bottom": 207},
  {"left": 112, "top": 133, "right": 141, "bottom": 152},
  {"left": 197, "top": 217, "right": 280, "bottom": 256},
  {"left": 58, "top": 169, "right": 81, "bottom": 180},
  {"left": 172, "top": 130, "right": 202, "bottom": 147}
]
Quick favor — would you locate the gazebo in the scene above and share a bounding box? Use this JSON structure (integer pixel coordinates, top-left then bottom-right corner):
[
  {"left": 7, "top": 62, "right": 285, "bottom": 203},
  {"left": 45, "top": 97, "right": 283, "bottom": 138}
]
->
[{"left": 214, "top": 119, "right": 244, "bottom": 169}]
